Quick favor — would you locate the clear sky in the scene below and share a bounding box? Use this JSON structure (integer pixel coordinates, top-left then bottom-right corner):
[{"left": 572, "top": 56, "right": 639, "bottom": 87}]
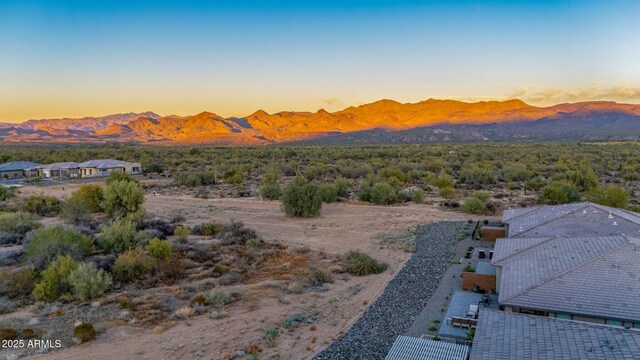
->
[{"left": 1, "top": 0, "right": 639, "bottom": 122}]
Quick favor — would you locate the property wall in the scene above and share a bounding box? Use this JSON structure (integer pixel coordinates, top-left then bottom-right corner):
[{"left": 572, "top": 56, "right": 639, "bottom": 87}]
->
[
  {"left": 462, "top": 273, "right": 496, "bottom": 292},
  {"left": 481, "top": 226, "right": 506, "bottom": 241}
]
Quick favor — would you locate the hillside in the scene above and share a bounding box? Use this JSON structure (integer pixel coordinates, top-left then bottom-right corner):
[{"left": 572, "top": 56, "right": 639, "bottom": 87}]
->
[{"left": 1, "top": 100, "right": 640, "bottom": 144}]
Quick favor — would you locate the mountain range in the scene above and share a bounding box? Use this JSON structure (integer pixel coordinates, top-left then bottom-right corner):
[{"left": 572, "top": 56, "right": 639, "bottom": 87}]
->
[{"left": 2, "top": 99, "right": 640, "bottom": 145}]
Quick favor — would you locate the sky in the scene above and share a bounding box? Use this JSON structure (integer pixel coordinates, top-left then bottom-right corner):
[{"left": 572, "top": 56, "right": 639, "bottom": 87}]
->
[{"left": 0, "top": 0, "right": 639, "bottom": 122}]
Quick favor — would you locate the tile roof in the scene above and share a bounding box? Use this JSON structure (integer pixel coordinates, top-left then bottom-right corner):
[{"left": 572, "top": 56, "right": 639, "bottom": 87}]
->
[
  {"left": 385, "top": 336, "right": 469, "bottom": 360},
  {"left": 491, "top": 237, "right": 553, "bottom": 264},
  {"left": 0, "top": 161, "right": 41, "bottom": 172},
  {"left": 39, "top": 162, "right": 79, "bottom": 171},
  {"left": 76, "top": 159, "right": 134, "bottom": 169},
  {"left": 471, "top": 310, "right": 640, "bottom": 360},
  {"left": 503, "top": 202, "right": 640, "bottom": 238},
  {"left": 496, "top": 236, "right": 640, "bottom": 322}
]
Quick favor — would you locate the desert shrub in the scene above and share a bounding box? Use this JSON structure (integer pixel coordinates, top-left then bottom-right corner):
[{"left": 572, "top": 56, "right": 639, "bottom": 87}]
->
[
  {"left": 526, "top": 176, "right": 547, "bottom": 191},
  {"left": 463, "top": 264, "right": 476, "bottom": 273},
  {"left": 458, "top": 165, "right": 495, "bottom": 185},
  {"left": 263, "top": 327, "right": 279, "bottom": 347},
  {"left": 205, "top": 290, "right": 233, "bottom": 307},
  {"left": 502, "top": 163, "right": 533, "bottom": 182},
  {"left": 191, "top": 222, "right": 225, "bottom": 236},
  {"left": 175, "top": 171, "right": 217, "bottom": 187},
  {"left": 0, "top": 267, "right": 35, "bottom": 299},
  {"left": 318, "top": 183, "right": 338, "bottom": 203},
  {"left": 174, "top": 226, "right": 190, "bottom": 242},
  {"left": 308, "top": 267, "right": 333, "bottom": 285},
  {"left": 98, "top": 219, "right": 137, "bottom": 253},
  {"left": 358, "top": 182, "right": 372, "bottom": 202},
  {"left": 438, "top": 186, "right": 457, "bottom": 199},
  {"left": 540, "top": 181, "right": 581, "bottom": 205},
  {"left": 0, "top": 186, "right": 11, "bottom": 201},
  {"left": 369, "top": 182, "right": 399, "bottom": 205},
  {"left": 260, "top": 183, "right": 282, "bottom": 200},
  {"left": 33, "top": 255, "right": 79, "bottom": 301},
  {"left": 568, "top": 165, "right": 599, "bottom": 192},
  {"left": 146, "top": 238, "right": 172, "bottom": 260},
  {"left": 145, "top": 162, "right": 165, "bottom": 174},
  {"left": 409, "top": 189, "right": 424, "bottom": 203},
  {"left": 245, "top": 238, "right": 263, "bottom": 248},
  {"left": 427, "top": 172, "right": 454, "bottom": 189},
  {"left": 103, "top": 179, "right": 144, "bottom": 219},
  {"left": 0, "top": 212, "right": 40, "bottom": 243},
  {"left": 224, "top": 167, "right": 245, "bottom": 189},
  {"left": 282, "top": 178, "right": 322, "bottom": 217},
  {"left": 0, "top": 296, "right": 16, "bottom": 314},
  {"left": 74, "top": 322, "right": 96, "bottom": 343},
  {"left": 67, "top": 263, "right": 112, "bottom": 301},
  {"left": 472, "top": 191, "right": 491, "bottom": 202},
  {"left": 220, "top": 221, "right": 257, "bottom": 245},
  {"left": 106, "top": 171, "right": 137, "bottom": 185},
  {"left": 69, "top": 185, "right": 104, "bottom": 213},
  {"left": 138, "top": 218, "right": 175, "bottom": 238},
  {"left": 219, "top": 270, "right": 244, "bottom": 285},
  {"left": 0, "top": 328, "right": 17, "bottom": 341},
  {"left": 335, "top": 177, "right": 349, "bottom": 197},
  {"left": 23, "top": 194, "right": 62, "bottom": 216},
  {"left": 111, "top": 248, "right": 153, "bottom": 282},
  {"left": 61, "top": 195, "right": 91, "bottom": 224},
  {"left": 462, "top": 197, "right": 487, "bottom": 215},
  {"left": 26, "top": 225, "right": 94, "bottom": 270},
  {"left": 344, "top": 251, "right": 388, "bottom": 276},
  {"left": 586, "top": 185, "right": 630, "bottom": 208}
]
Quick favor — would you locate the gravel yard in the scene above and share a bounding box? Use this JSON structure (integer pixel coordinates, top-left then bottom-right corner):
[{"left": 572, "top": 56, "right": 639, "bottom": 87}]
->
[{"left": 313, "top": 221, "right": 467, "bottom": 360}]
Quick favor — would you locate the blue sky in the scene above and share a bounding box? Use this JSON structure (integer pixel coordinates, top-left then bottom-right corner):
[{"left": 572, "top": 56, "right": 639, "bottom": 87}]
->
[{"left": 0, "top": 0, "right": 639, "bottom": 121}]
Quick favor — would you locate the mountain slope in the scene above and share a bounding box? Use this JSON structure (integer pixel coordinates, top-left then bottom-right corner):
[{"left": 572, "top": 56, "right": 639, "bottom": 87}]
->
[{"left": 1, "top": 100, "right": 639, "bottom": 144}]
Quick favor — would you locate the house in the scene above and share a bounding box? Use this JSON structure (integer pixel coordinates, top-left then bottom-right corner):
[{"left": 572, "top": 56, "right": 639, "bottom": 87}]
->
[
  {"left": 0, "top": 161, "right": 41, "bottom": 179},
  {"left": 385, "top": 336, "right": 469, "bottom": 360},
  {"left": 470, "top": 309, "right": 640, "bottom": 360},
  {"left": 492, "top": 235, "right": 640, "bottom": 327},
  {"left": 502, "top": 202, "right": 640, "bottom": 238},
  {"left": 76, "top": 159, "right": 142, "bottom": 178},
  {"left": 37, "top": 162, "right": 80, "bottom": 179}
]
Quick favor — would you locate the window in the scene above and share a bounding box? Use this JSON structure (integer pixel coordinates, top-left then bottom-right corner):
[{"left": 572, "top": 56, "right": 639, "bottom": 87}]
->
[
  {"left": 519, "top": 308, "right": 547, "bottom": 316},
  {"left": 606, "top": 319, "right": 622, "bottom": 327},
  {"left": 555, "top": 313, "right": 572, "bottom": 320}
]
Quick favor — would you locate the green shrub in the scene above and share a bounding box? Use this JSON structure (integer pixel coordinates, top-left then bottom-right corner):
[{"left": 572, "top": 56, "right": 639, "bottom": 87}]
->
[
  {"left": 308, "top": 267, "right": 333, "bottom": 285},
  {"left": 0, "top": 267, "right": 35, "bottom": 300},
  {"left": 146, "top": 238, "right": 172, "bottom": 260},
  {"left": 463, "top": 264, "right": 476, "bottom": 273},
  {"left": 568, "top": 165, "right": 599, "bottom": 192},
  {"left": 540, "top": 181, "right": 581, "bottom": 205},
  {"left": 67, "top": 263, "right": 112, "bottom": 301},
  {"left": 344, "top": 251, "right": 388, "bottom": 276},
  {"left": 224, "top": 167, "right": 245, "bottom": 189},
  {"left": 472, "top": 191, "right": 491, "bottom": 202},
  {"left": 410, "top": 189, "right": 424, "bottom": 203},
  {"left": 106, "top": 171, "right": 137, "bottom": 185},
  {"left": 74, "top": 322, "right": 96, "bottom": 343},
  {"left": 191, "top": 222, "right": 225, "bottom": 236},
  {"left": 175, "top": 171, "right": 217, "bottom": 187},
  {"left": 72, "top": 184, "right": 104, "bottom": 212},
  {"left": 335, "top": 177, "right": 349, "bottom": 197},
  {"left": 526, "top": 176, "right": 547, "bottom": 191},
  {"left": 586, "top": 185, "right": 630, "bottom": 208},
  {"left": 33, "top": 256, "right": 79, "bottom": 301},
  {"left": 0, "top": 186, "right": 11, "bottom": 201},
  {"left": 0, "top": 212, "right": 40, "bottom": 235},
  {"left": 174, "top": 226, "right": 190, "bottom": 242},
  {"left": 205, "top": 290, "right": 233, "bottom": 307},
  {"left": 61, "top": 196, "right": 90, "bottom": 224},
  {"left": 462, "top": 197, "right": 487, "bottom": 215},
  {"left": 318, "top": 183, "right": 338, "bottom": 203},
  {"left": 26, "top": 225, "right": 94, "bottom": 270},
  {"left": 369, "top": 182, "right": 398, "bottom": 205},
  {"left": 245, "top": 238, "right": 263, "bottom": 249},
  {"left": 111, "top": 248, "right": 153, "bottom": 282},
  {"left": 358, "top": 182, "right": 372, "bottom": 202},
  {"left": 23, "top": 194, "right": 62, "bottom": 216},
  {"left": 103, "top": 179, "right": 144, "bottom": 219},
  {"left": 282, "top": 178, "right": 323, "bottom": 217},
  {"left": 260, "top": 183, "right": 282, "bottom": 200},
  {"left": 98, "top": 219, "right": 137, "bottom": 253},
  {"left": 438, "top": 186, "right": 457, "bottom": 199}
]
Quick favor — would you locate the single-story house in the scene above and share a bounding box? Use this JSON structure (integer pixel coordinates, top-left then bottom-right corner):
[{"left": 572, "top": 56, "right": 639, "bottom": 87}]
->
[
  {"left": 0, "top": 161, "right": 41, "bottom": 179},
  {"left": 471, "top": 309, "right": 640, "bottom": 360},
  {"left": 76, "top": 159, "right": 142, "bottom": 178},
  {"left": 37, "top": 162, "right": 80, "bottom": 179},
  {"left": 502, "top": 202, "right": 640, "bottom": 238},
  {"left": 492, "top": 235, "right": 640, "bottom": 327}
]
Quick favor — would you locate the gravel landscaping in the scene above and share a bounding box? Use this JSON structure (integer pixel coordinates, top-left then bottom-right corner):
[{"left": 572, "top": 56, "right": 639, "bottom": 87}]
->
[{"left": 314, "top": 221, "right": 468, "bottom": 360}]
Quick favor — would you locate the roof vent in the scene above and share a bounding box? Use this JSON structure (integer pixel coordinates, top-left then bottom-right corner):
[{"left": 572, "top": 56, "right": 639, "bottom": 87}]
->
[
  {"left": 613, "top": 222, "right": 618, "bottom": 226},
  {"left": 608, "top": 212, "right": 614, "bottom": 219}
]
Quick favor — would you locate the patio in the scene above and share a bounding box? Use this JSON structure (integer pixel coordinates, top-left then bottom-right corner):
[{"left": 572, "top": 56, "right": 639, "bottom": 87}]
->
[{"left": 438, "top": 291, "right": 499, "bottom": 339}]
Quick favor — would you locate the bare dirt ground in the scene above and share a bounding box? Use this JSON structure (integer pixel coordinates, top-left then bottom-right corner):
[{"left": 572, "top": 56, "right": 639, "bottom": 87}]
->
[{"left": 12, "top": 182, "right": 485, "bottom": 360}]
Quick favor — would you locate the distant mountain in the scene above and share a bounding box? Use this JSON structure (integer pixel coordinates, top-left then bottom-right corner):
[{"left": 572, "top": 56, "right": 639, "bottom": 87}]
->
[{"left": 1, "top": 100, "right": 639, "bottom": 145}]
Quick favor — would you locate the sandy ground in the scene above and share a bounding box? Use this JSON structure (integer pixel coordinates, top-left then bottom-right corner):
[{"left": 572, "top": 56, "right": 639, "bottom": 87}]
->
[{"left": 13, "top": 182, "right": 481, "bottom": 360}]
